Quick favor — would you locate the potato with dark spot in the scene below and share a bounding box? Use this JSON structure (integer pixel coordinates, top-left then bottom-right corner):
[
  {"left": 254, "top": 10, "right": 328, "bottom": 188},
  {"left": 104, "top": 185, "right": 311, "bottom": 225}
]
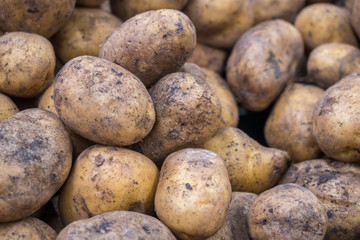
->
[
  {"left": 350, "top": 0, "right": 360, "bottom": 39},
  {"left": 0, "top": 108, "right": 72, "bottom": 222},
  {"left": 57, "top": 211, "right": 176, "bottom": 239},
  {"left": 76, "top": 0, "right": 107, "bottom": 7},
  {"left": 248, "top": 183, "right": 328, "bottom": 240},
  {"left": 100, "top": 9, "right": 196, "bottom": 87},
  {"left": 0, "top": 217, "right": 57, "bottom": 239},
  {"left": 155, "top": 148, "right": 231, "bottom": 240},
  {"left": 0, "top": 0, "right": 75, "bottom": 38},
  {"left": 280, "top": 159, "right": 360, "bottom": 240},
  {"left": 0, "top": 32, "right": 55, "bottom": 98},
  {"left": 54, "top": 56, "right": 155, "bottom": 146},
  {"left": 0, "top": 93, "right": 19, "bottom": 121},
  {"left": 226, "top": 19, "right": 304, "bottom": 111}
]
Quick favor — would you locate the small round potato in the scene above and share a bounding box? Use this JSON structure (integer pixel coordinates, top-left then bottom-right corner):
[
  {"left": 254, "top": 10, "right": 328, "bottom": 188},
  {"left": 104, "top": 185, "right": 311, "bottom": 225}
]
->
[{"left": 0, "top": 93, "right": 19, "bottom": 121}]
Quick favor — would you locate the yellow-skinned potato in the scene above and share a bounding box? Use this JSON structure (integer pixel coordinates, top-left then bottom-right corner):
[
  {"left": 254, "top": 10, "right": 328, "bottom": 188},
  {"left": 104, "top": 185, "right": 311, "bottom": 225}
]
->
[
  {"left": 100, "top": 9, "right": 196, "bottom": 87},
  {"left": 202, "top": 127, "right": 290, "bottom": 193},
  {"left": 312, "top": 73, "right": 360, "bottom": 162},
  {"left": 155, "top": 148, "right": 232, "bottom": 240},
  {"left": 265, "top": 83, "right": 324, "bottom": 162},
  {"left": 226, "top": 19, "right": 304, "bottom": 111},
  {"left": 295, "top": 3, "right": 358, "bottom": 50},
  {"left": 350, "top": 0, "right": 360, "bottom": 39},
  {"left": 0, "top": 32, "right": 55, "bottom": 98},
  {"left": 0, "top": 93, "right": 19, "bottom": 121},
  {"left": 76, "top": 0, "right": 106, "bottom": 7},
  {"left": 59, "top": 145, "right": 159, "bottom": 226}
]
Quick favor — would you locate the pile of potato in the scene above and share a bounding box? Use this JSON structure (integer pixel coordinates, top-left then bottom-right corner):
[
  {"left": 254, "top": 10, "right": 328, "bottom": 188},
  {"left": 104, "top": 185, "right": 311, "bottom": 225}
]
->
[{"left": 1, "top": 0, "right": 360, "bottom": 239}]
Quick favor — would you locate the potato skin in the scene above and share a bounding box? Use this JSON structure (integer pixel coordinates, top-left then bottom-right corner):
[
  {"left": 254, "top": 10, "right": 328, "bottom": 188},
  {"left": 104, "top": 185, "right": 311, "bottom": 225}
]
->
[
  {"left": 226, "top": 19, "right": 304, "bottom": 111},
  {"left": 100, "top": 9, "right": 196, "bottom": 87},
  {"left": 0, "top": 108, "right": 72, "bottom": 222},
  {"left": 57, "top": 211, "right": 176, "bottom": 240},
  {"left": 0, "top": 32, "right": 55, "bottom": 98},
  {"left": 280, "top": 159, "right": 360, "bottom": 240},
  {"left": 54, "top": 56, "right": 155, "bottom": 146},
  {"left": 0, "top": 93, "right": 19, "bottom": 121},
  {"left": 248, "top": 183, "right": 328, "bottom": 240},
  {"left": 155, "top": 148, "right": 232, "bottom": 240}
]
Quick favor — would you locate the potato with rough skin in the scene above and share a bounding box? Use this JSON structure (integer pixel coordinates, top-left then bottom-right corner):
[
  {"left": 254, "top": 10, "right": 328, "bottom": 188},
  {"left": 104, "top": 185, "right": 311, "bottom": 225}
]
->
[
  {"left": 0, "top": 217, "right": 57, "bottom": 239},
  {"left": 202, "top": 127, "right": 290, "bottom": 193},
  {"left": 0, "top": 108, "right": 72, "bottom": 223},
  {"left": 0, "top": 32, "right": 55, "bottom": 98},
  {"left": 312, "top": 73, "right": 360, "bottom": 162},
  {"left": 265, "top": 83, "right": 324, "bottom": 162},
  {"left": 155, "top": 148, "right": 231, "bottom": 240},
  {"left": 248, "top": 183, "right": 328, "bottom": 240},
  {"left": 350, "top": 0, "right": 360, "bottom": 39},
  {"left": 54, "top": 56, "right": 155, "bottom": 147},
  {"left": 226, "top": 19, "right": 304, "bottom": 111},
  {"left": 0, "top": 93, "right": 19, "bottom": 121},
  {"left": 100, "top": 9, "right": 196, "bottom": 87},
  {"left": 280, "top": 159, "right": 360, "bottom": 240},
  {"left": 57, "top": 211, "right": 176, "bottom": 240},
  {"left": 76, "top": 0, "right": 106, "bottom": 7}
]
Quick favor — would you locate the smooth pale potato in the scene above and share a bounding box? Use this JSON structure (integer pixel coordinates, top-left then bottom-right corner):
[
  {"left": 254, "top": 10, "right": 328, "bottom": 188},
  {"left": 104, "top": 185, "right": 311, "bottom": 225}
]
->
[
  {"left": 100, "top": 9, "right": 196, "bottom": 87},
  {"left": 135, "top": 72, "right": 221, "bottom": 164},
  {"left": 0, "top": 32, "right": 55, "bottom": 98},
  {"left": 280, "top": 159, "right": 360, "bottom": 240},
  {"left": 54, "top": 56, "right": 155, "bottom": 147},
  {"left": 295, "top": 3, "right": 358, "bottom": 50},
  {"left": 350, "top": 0, "right": 360, "bottom": 39},
  {"left": 312, "top": 73, "right": 360, "bottom": 162},
  {"left": 202, "top": 127, "right": 290, "bottom": 193},
  {"left": 226, "top": 19, "right": 304, "bottom": 111},
  {"left": 155, "top": 148, "right": 232, "bottom": 240},
  {"left": 265, "top": 83, "right": 324, "bottom": 162},
  {"left": 57, "top": 211, "right": 176, "bottom": 240},
  {"left": 307, "top": 43, "right": 360, "bottom": 89},
  {"left": 183, "top": 0, "right": 254, "bottom": 49},
  {"left": 0, "top": 93, "right": 19, "bottom": 121},
  {"left": 0, "top": 108, "right": 72, "bottom": 222},
  {"left": 53, "top": 8, "right": 122, "bottom": 64},
  {"left": 0, "top": 0, "right": 76, "bottom": 38},
  {"left": 248, "top": 183, "right": 328, "bottom": 240},
  {"left": 76, "top": 0, "right": 107, "bottom": 7}
]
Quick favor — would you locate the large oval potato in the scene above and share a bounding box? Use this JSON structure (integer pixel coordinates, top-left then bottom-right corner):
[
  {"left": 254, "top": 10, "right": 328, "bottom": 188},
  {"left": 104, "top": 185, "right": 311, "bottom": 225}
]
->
[{"left": 0, "top": 93, "right": 19, "bottom": 121}]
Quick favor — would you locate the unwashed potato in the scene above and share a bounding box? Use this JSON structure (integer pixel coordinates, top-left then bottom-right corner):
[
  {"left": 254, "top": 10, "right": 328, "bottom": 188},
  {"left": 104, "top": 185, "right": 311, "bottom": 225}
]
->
[
  {"left": 265, "top": 83, "right": 324, "bottom": 162},
  {"left": 248, "top": 183, "right": 328, "bottom": 240},
  {"left": 312, "top": 73, "right": 360, "bottom": 162},
  {"left": 280, "top": 159, "right": 360, "bottom": 240},
  {"left": 183, "top": 0, "right": 254, "bottom": 49},
  {"left": 54, "top": 56, "right": 155, "bottom": 147},
  {"left": 0, "top": 93, "right": 19, "bottom": 121},
  {"left": 52, "top": 8, "right": 122, "bottom": 64},
  {"left": 155, "top": 148, "right": 232, "bottom": 240},
  {"left": 100, "top": 9, "right": 196, "bottom": 87},
  {"left": 110, "top": 0, "right": 189, "bottom": 20},
  {"left": 0, "top": 108, "right": 72, "bottom": 223},
  {"left": 350, "top": 0, "right": 360, "bottom": 39},
  {"left": 226, "top": 19, "right": 304, "bottom": 111},
  {"left": 76, "top": 0, "right": 107, "bottom": 7},
  {"left": 295, "top": 3, "right": 358, "bottom": 50},
  {"left": 202, "top": 127, "right": 290, "bottom": 193},
  {"left": 0, "top": 32, "right": 55, "bottom": 98},
  {"left": 135, "top": 72, "right": 221, "bottom": 164},
  {"left": 57, "top": 211, "right": 176, "bottom": 240},
  {"left": 0, "top": 0, "right": 76, "bottom": 38}
]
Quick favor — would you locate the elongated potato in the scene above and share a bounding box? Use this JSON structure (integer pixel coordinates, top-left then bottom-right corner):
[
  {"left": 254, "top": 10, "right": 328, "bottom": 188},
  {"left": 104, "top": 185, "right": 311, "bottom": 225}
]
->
[{"left": 0, "top": 93, "right": 19, "bottom": 121}]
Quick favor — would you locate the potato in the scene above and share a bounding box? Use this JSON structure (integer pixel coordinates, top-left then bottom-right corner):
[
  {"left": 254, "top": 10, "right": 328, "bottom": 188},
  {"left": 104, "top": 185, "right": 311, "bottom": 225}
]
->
[
  {"left": 0, "top": 0, "right": 75, "bottom": 38},
  {"left": 265, "top": 83, "right": 324, "bottom": 162},
  {"left": 0, "top": 217, "right": 57, "bottom": 239},
  {"left": 183, "top": 0, "right": 254, "bottom": 49},
  {"left": 350, "top": 0, "right": 360, "bottom": 39},
  {"left": 155, "top": 148, "right": 231, "bottom": 240},
  {"left": 295, "top": 3, "right": 358, "bottom": 50},
  {"left": 0, "top": 93, "right": 19, "bottom": 121},
  {"left": 135, "top": 72, "right": 221, "bottom": 164},
  {"left": 52, "top": 8, "right": 122, "bottom": 64},
  {"left": 110, "top": 0, "right": 189, "bottom": 20},
  {"left": 280, "top": 159, "right": 360, "bottom": 240},
  {"left": 0, "top": 32, "right": 55, "bottom": 98},
  {"left": 57, "top": 211, "right": 176, "bottom": 239},
  {"left": 226, "top": 19, "right": 304, "bottom": 111},
  {"left": 312, "top": 73, "right": 360, "bottom": 162},
  {"left": 0, "top": 108, "right": 72, "bottom": 222},
  {"left": 202, "top": 127, "right": 290, "bottom": 193},
  {"left": 76, "top": 0, "right": 107, "bottom": 7},
  {"left": 54, "top": 56, "right": 155, "bottom": 146},
  {"left": 248, "top": 183, "right": 328, "bottom": 240},
  {"left": 99, "top": 9, "right": 196, "bottom": 87}
]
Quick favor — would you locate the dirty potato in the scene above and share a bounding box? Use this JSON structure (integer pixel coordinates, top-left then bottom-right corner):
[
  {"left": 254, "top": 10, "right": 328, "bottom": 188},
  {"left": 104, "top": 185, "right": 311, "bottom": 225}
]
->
[{"left": 0, "top": 93, "right": 19, "bottom": 121}]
